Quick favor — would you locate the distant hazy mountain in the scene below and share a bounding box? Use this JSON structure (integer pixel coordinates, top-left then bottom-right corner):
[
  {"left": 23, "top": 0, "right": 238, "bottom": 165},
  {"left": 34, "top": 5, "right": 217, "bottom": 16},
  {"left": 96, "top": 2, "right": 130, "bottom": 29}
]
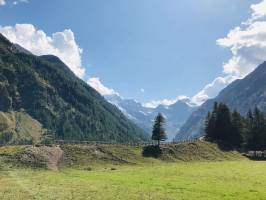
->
[
  {"left": 105, "top": 94, "right": 196, "bottom": 140},
  {"left": 175, "top": 61, "right": 266, "bottom": 141},
  {"left": 0, "top": 33, "right": 148, "bottom": 144}
]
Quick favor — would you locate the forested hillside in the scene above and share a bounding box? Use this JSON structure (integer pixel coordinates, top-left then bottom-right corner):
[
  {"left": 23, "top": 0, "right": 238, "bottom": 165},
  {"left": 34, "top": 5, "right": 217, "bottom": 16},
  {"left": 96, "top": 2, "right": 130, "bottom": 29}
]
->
[{"left": 0, "top": 34, "right": 148, "bottom": 144}]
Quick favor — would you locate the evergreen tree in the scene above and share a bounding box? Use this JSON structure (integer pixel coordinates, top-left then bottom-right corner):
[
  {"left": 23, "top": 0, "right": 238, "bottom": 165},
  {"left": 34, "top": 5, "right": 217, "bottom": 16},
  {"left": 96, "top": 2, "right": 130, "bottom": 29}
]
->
[
  {"left": 247, "top": 107, "right": 266, "bottom": 150},
  {"left": 205, "top": 111, "right": 211, "bottom": 138},
  {"left": 215, "top": 103, "right": 232, "bottom": 142},
  {"left": 206, "top": 103, "right": 266, "bottom": 150},
  {"left": 245, "top": 110, "right": 254, "bottom": 142},
  {"left": 205, "top": 103, "right": 243, "bottom": 148},
  {"left": 152, "top": 113, "right": 167, "bottom": 147},
  {"left": 205, "top": 103, "right": 218, "bottom": 141},
  {"left": 231, "top": 110, "right": 244, "bottom": 147}
]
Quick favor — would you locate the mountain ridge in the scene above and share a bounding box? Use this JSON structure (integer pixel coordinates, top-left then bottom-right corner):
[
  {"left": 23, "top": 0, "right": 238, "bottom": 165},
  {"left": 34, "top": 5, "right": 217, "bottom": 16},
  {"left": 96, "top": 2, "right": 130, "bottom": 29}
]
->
[
  {"left": 175, "top": 61, "right": 266, "bottom": 141},
  {"left": 105, "top": 94, "right": 197, "bottom": 140},
  {"left": 0, "top": 33, "right": 148, "bottom": 144}
]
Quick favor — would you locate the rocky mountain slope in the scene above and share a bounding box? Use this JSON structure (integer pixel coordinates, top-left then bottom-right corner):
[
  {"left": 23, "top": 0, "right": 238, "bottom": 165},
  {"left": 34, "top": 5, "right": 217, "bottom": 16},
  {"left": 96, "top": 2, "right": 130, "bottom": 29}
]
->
[
  {"left": 175, "top": 61, "right": 266, "bottom": 141},
  {"left": 0, "top": 34, "right": 148, "bottom": 144},
  {"left": 105, "top": 94, "right": 196, "bottom": 140}
]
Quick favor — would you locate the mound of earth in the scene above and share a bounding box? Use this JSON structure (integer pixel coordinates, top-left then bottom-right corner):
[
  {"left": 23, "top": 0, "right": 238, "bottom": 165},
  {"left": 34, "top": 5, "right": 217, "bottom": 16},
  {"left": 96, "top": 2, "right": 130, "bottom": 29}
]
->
[
  {"left": 0, "top": 141, "right": 245, "bottom": 170},
  {"left": 158, "top": 141, "right": 244, "bottom": 161},
  {"left": 0, "top": 145, "right": 63, "bottom": 170},
  {"left": 61, "top": 145, "right": 130, "bottom": 167}
]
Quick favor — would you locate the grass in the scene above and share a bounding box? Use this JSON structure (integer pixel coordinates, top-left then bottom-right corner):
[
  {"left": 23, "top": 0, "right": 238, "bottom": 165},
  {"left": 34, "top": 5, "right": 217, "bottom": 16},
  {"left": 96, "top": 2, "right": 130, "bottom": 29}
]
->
[
  {"left": 60, "top": 141, "right": 244, "bottom": 169},
  {"left": 0, "top": 161, "right": 266, "bottom": 200},
  {"left": 0, "top": 141, "right": 265, "bottom": 199},
  {"left": 0, "top": 111, "right": 46, "bottom": 144}
]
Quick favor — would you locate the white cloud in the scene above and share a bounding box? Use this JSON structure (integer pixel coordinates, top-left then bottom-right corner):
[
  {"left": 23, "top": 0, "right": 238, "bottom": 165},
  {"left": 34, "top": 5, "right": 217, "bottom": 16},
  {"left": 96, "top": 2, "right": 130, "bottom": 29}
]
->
[
  {"left": 191, "top": 0, "right": 266, "bottom": 105},
  {"left": 143, "top": 95, "right": 191, "bottom": 108},
  {"left": 0, "top": 0, "right": 6, "bottom": 6},
  {"left": 13, "top": 0, "right": 29, "bottom": 5},
  {"left": 250, "top": 0, "right": 266, "bottom": 22},
  {"left": 143, "top": 99, "right": 176, "bottom": 108},
  {"left": 219, "top": 1, "right": 266, "bottom": 76},
  {"left": 191, "top": 75, "right": 237, "bottom": 105},
  {"left": 217, "top": 21, "right": 266, "bottom": 78},
  {"left": 140, "top": 88, "right": 145, "bottom": 93},
  {"left": 142, "top": 1, "right": 266, "bottom": 107},
  {"left": 87, "top": 77, "right": 119, "bottom": 96},
  {"left": 0, "top": 24, "right": 85, "bottom": 78},
  {"left": 0, "top": 0, "right": 29, "bottom": 6}
]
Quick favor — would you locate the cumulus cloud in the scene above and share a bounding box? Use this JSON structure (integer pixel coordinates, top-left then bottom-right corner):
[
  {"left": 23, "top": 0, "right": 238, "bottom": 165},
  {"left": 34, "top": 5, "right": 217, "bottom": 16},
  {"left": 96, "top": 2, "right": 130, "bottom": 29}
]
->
[
  {"left": 13, "top": 0, "right": 29, "bottom": 5},
  {"left": 249, "top": 0, "right": 266, "bottom": 22},
  {"left": 90, "top": 0, "right": 266, "bottom": 105},
  {"left": 143, "top": 95, "right": 191, "bottom": 108},
  {"left": 0, "top": 0, "right": 29, "bottom": 6},
  {"left": 217, "top": 21, "right": 266, "bottom": 78},
  {"left": 0, "top": 24, "right": 85, "bottom": 78},
  {"left": 143, "top": 99, "right": 177, "bottom": 108},
  {"left": 191, "top": 0, "right": 266, "bottom": 105},
  {"left": 87, "top": 77, "right": 119, "bottom": 96},
  {"left": 191, "top": 75, "right": 237, "bottom": 105},
  {"left": 0, "top": 0, "right": 6, "bottom": 6}
]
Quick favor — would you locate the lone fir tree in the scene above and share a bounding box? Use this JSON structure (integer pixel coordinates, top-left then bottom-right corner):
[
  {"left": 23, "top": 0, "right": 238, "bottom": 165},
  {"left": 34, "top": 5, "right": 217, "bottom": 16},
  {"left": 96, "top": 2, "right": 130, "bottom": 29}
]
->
[{"left": 152, "top": 113, "right": 167, "bottom": 147}]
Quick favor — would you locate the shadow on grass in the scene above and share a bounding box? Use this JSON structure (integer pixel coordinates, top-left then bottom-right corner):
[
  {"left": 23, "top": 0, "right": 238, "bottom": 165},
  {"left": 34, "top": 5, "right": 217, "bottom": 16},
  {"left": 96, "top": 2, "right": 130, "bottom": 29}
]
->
[
  {"left": 142, "top": 145, "right": 162, "bottom": 158},
  {"left": 206, "top": 139, "right": 239, "bottom": 152}
]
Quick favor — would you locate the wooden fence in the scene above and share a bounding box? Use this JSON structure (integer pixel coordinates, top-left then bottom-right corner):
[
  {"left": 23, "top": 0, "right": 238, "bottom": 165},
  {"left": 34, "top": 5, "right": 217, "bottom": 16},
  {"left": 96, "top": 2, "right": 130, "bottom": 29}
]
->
[
  {"left": 53, "top": 138, "right": 199, "bottom": 146},
  {"left": 1, "top": 138, "right": 200, "bottom": 147}
]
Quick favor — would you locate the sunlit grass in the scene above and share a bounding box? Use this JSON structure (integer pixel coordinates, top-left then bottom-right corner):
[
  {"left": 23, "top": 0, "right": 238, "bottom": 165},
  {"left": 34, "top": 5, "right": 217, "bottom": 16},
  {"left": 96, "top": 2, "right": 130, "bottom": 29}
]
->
[{"left": 1, "top": 160, "right": 266, "bottom": 200}]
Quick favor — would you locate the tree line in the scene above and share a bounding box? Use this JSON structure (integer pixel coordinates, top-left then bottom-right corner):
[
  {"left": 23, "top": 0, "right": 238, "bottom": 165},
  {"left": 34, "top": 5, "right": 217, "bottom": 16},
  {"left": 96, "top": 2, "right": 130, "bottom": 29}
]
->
[{"left": 205, "top": 102, "right": 266, "bottom": 150}]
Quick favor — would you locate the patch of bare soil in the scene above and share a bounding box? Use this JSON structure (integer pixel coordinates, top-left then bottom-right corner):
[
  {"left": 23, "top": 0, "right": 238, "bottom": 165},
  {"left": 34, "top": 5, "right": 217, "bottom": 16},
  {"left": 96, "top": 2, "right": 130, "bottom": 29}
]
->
[{"left": 18, "top": 145, "right": 64, "bottom": 170}]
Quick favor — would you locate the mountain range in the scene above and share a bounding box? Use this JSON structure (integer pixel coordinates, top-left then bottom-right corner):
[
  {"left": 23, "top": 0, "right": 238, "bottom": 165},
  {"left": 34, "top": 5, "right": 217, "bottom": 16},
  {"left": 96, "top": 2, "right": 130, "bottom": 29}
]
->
[
  {"left": 2, "top": 31, "right": 266, "bottom": 144},
  {"left": 175, "top": 61, "right": 266, "bottom": 141},
  {"left": 105, "top": 94, "right": 196, "bottom": 140},
  {"left": 0, "top": 33, "right": 148, "bottom": 144}
]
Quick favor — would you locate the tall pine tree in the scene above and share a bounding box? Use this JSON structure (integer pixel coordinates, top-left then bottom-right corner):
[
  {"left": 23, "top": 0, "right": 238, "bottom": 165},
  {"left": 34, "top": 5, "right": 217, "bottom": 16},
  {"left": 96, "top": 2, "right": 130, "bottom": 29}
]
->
[
  {"left": 205, "top": 103, "right": 218, "bottom": 141},
  {"left": 247, "top": 107, "right": 266, "bottom": 150},
  {"left": 231, "top": 110, "right": 244, "bottom": 147},
  {"left": 152, "top": 113, "right": 167, "bottom": 147},
  {"left": 205, "top": 102, "right": 243, "bottom": 148}
]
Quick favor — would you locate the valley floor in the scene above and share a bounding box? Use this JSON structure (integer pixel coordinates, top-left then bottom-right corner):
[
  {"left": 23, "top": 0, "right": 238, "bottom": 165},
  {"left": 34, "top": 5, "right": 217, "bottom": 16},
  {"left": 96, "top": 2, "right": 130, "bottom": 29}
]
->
[{"left": 1, "top": 160, "right": 266, "bottom": 200}]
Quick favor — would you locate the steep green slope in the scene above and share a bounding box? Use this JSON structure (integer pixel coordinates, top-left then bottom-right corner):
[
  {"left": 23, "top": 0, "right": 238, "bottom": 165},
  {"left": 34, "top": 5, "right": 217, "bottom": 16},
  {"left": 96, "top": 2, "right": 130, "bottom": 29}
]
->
[
  {"left": 0, "top": 34, "right": 148, "bottom": 143},
  {"left": 0, "top": 111, "right": 46, "bottom": 145}
]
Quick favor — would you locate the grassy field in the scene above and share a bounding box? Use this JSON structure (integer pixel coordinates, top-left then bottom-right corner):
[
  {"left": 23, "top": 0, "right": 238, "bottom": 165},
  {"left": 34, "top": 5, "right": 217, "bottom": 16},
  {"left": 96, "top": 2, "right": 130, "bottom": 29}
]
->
[
  {"left": 1, "top": 161, "right": 266, "bottom": 200},
  {"left": 0, "top": 142, "right": 265, "bottom": 200}
]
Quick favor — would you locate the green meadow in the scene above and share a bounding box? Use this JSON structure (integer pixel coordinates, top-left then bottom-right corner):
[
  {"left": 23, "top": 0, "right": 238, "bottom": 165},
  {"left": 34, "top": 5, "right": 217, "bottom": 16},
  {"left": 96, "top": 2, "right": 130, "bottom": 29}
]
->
[
  {"left": 0, "top": 142, "right": 266, "bottom": 200},
  {"left": 0, "top": 161, "right": 266, "bottom": 200}
]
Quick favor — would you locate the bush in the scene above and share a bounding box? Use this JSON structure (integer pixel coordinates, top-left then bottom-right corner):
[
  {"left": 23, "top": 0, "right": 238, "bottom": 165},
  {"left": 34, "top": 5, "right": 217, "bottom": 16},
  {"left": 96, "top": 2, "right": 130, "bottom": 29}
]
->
[
  {"left": 84, "top": 167, "right": 92, "bottom": 171},
  {"left": 142, "top": 145, "right": 162, "bottom": 158},
  {"left": 16, "top": 138, "right": 33, "bottom": 145},
  {"left": 0, "top": 131, "right": 13, "bottom": 145},
  {"left": 40, "top": 138, "right": 54, "bottom": 146}
]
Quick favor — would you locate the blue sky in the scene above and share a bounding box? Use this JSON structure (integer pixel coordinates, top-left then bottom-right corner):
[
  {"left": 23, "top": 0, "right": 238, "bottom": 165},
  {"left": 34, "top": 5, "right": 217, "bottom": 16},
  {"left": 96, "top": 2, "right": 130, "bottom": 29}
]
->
[{"left": 1, "top": 0, "right": 265, "bottom": 107}]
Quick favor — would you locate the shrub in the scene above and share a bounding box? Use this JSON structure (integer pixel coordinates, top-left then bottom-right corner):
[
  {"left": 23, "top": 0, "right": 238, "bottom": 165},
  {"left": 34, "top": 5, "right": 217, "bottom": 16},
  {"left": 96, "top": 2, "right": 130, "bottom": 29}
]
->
[{"left": 142, "top": 145, "right": 162, "bottom": 158}]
